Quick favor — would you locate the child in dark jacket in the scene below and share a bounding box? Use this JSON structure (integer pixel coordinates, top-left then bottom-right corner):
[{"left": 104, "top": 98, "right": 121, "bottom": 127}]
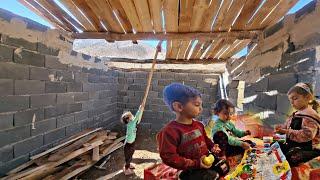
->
[{"left": 157, "top": 83, "right": 222, "bottom": 180}]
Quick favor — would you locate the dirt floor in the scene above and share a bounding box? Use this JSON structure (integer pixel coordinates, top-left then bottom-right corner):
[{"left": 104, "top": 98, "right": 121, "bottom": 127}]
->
[{"left": 80, "top": 127, "right": 160, "bottom": 180}]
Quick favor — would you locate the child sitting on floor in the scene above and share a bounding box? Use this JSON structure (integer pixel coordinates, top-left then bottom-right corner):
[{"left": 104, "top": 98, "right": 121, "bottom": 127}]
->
[
  {"left": 212, "top": 99, "right": 251, "bottom": 159},
  {"left": 157, "top": 83, "right": 223, "bottom": 180},
  {"left": 120, "top": 104, "right": 144, "bottom": 175},
  {"left": 274, "top": 82, "right": 320, "bottom": 166}
]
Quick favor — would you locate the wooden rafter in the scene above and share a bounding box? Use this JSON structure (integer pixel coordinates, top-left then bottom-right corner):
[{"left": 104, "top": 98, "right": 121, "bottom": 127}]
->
[{"left": 72, "top": 31, "right": 260, "bottom": 41}]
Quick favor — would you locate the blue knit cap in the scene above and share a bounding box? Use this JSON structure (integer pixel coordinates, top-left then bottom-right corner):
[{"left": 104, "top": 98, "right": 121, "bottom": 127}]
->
[{"left": 163, "top": 83, "right": 202, "bottom": 111}]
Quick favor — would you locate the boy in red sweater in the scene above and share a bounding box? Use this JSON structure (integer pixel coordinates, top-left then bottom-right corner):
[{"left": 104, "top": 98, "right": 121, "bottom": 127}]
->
[{"left": 157, "top": 83, "right": 222, "bottom": 180}]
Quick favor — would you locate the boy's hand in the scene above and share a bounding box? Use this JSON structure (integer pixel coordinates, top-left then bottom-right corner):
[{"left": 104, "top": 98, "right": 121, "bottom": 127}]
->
[
  {"left": 200, "top": 155, "right": 212, "bottom": 169},
  {"left": 245, "top": 130, "right": 251, "bottom": 136},
  {"left": 211, "top": 144, "right": 221, "bottom": 154},
  {"left": 275, "top": 128, "right": 288, "bottom": 134},
  {"left": 274, "top": 125, "right": 283, "bottom": 132},
  {"left": 241, "top": 142, "right": 251, "bottom": 150}
]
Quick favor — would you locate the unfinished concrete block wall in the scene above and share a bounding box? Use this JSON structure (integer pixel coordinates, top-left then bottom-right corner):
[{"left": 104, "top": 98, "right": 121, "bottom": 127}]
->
[
  {"left": 116, "top": 70, "right": 220, "bottom": 130},
  {"left": 226, "top": 0, "right": 320, "bottom": 128},
  {"left": 0, "top": 9, "right": 118, "bottom": 175}
]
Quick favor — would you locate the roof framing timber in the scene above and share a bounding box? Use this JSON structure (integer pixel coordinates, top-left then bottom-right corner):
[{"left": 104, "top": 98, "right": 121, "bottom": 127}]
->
[
  {"left": 72, "top": 30, "right": 261, "bottom": 41},
  {"left": 107, "top": 58, "right": 227, "bottom": 64}
]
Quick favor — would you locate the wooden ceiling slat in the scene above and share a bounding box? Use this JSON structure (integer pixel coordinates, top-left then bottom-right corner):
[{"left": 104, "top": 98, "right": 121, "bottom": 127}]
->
[
  {"left": 60, "top": 0, "right": 96, "bottom": 31},
  {"left": 119, "top": 0, "right": 143, "bottom": 32},
  {"left": 148, "top": 0, "right": 163, "bottom": 32},
  {"left": 219, "top": 39, "right": 239, "bottom": 58},
  {"left": 166, "top": 40, "right": 173, "bottom": 59},
  {"left": 200, "top": 0, "right": 222, "bottom": 32},
  {"left": 232, "top": 0, "right": 263, "bottom": 30},
  {"left": 221, "top": 39, "right": 250, "bottom": 58},
  {"left": 133, "top": 0, "right": 153, "bottom": 32},
  {"left": 261, "top": 0, "right": 298, "bottom": 28},
  {"left": 179, "top": 0, "right": 195, "bottom": 32},
  {"left": 108, "top": 0, "right": 133, "bottom": 33},
  {"left": 220, "top": 0, "right": 246, "bottom": 31},
  {"left": 177, "top": 40, "right": 191, "bottom": 59},
  {"left": 170, "top": 40, "right": 181, "bottom": 59},
  {"left": 208, "top": 39, "right": 225, "bottom": 58},
  {"left": 190, "top": 0, "right": 210, "bottom": 32},
  {"left": 212, "top": 0, "right": 233, "bottom": 31},
  {"left": 72, "top": 0, "right": 105, "bottom": 31},
  {"left": 215, "top": 44, "right": 231, "bottom": 59},
  {"left": 189, "top": 40, "right": 205, "bottom": 59},
  {"left": 37, "top": 0, "right": 83, "bottom": 32},
  {"left": 196, "top": 41, "right": 211, "bottom": 59},
  {"left": 184, "top": 40, "right": 195, "bottom": 59},
  {"left": 19, "top": 0, "right": 67, "bottom": 31},
  {"left": 246, "top": 0, "right": 280, "bottom": 30},
  {"left": 163, "top": 0, "right": 179, "bottom": 32},
  {"left": 86, "top": 0, "right": 123, "bottom": 33}
]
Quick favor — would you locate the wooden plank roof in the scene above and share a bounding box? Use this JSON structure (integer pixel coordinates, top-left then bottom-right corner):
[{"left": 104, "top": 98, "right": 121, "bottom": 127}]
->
[{"left": 19, "top": 0, "right": 298, "bottom": 63}]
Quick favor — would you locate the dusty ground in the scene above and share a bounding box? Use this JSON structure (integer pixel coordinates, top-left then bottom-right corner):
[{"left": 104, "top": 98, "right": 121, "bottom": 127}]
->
[{"left": 79, "top": 127, "right": 160, "bottom": 180}]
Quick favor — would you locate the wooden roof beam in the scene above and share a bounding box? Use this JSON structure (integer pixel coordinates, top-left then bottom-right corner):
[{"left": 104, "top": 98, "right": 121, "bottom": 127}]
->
[
  {"left": 72, "top": 31, "right": 261, "bottom": 41},
  {"left": 106, "top": 58, "right": 227, "bottom": 64}
]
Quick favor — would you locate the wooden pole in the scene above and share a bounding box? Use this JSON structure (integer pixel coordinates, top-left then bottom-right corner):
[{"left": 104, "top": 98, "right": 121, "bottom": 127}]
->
[{"left": 141, "top": 41, "right": 162, "bottom": 109}]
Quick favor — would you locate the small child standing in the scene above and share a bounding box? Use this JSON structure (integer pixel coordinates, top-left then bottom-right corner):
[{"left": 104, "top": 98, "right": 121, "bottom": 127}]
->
[
  {"left": 275, "top": 82, "right": 320, "bottom": 166},
  {"left": 120, "top": 105, "right": 144, "bottom": 175},
  {"left": 157, "top": 83, "right": 222, "bottom": 180},
  {"left": 212, "top": 99, "right": 251, "bottom": 159}
]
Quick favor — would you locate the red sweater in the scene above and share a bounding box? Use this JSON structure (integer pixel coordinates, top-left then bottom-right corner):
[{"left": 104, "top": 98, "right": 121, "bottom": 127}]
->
[{"left": 157, "top": 120, "right": 215, "bottom": 170}]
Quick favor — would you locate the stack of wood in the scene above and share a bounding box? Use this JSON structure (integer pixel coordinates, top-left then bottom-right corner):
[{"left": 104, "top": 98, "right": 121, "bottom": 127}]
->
[{"left": 3, "top": 128, "right": 125, "bottom": 180}]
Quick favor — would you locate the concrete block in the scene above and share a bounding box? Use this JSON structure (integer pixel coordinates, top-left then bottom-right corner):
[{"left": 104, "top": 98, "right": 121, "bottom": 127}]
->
[
  {"left": 14, "top": 135, "right": 43, "bottom": 157},
  {"left": 0, "top": 125, "right": 30, "bottom": 147},
  {"left": 75, "top": 72, "right": 88, "bottom": 83},
  {"left": 297, "top": 71, "right": 314, "bottom": 84},
  {"left": 57, "top": 115, "right": 74, "bottom": 128},
  {"left": 255, "top": 93, "right": 277, "bottom": 110},
  {"left": 0, "top": 113, "right": 13, "bottom": 130},
  {"left": 30, "top": 67, "right": 54, "bottom": 81},
  {"left": 57, "top": 93, "right": 75, "bottom": 104},
  {"left": 15, "top": 80, "right": 45, "bottom": 95},
  {"left": 188, "top": 73, "right": 203, "bottom": 81},
  {"left": 1, "top": 35, "right": 37, "bottom": 51},
  {"left": 14, "top": 108, "right": 44, "bottom": 127},
  {"left": 0, "top": 145, "right": 13, "bottom": 163},
  {"left": 45, "top": 55, "right": 68, "bottom": 70},
  {"left": 82, "top": 68, "right": 102, "bottom": 75},
  {"left": 268, "top": 73, "right": 297, "bottom": 93},
  {"left": 37, "top": 43, "right": 59, "bottom": 56},
  {"left": 67, "top": 82, "right": 82, "bottom": 92},
  {"left": 160, "top": 72, "right": 174, "bottom": 79},
  {"left": 88, "top": 74, "right": 100, "bottom": 83},
  {"left": 44, "top": 127, "right": 65, "bottom": 145},
  {"left": 56, "top": 70, "right": 74, "bottom": 82},
  {"left": 31, "top": 118, "right": 56, "bottom": 136},
  {"left": 0, "top": 95, "right": 29, "bottom": 113},
  {"left": 133, "top": 78, "right": 147, "bottom": 84},
  {"left": 0, "top": 79, "right": 14, "bottom": 95},
  {"left": 68, "top": 65, "right": 82, "bottom": 73},
  {"left": 74, "top": 111, "right": 88, "bottom": 122},
  {"left": 0, "top": 62, "right": 29, "bottom": 80},
  {"left": 66, "top": 122, "right": 82, "bottom": 136},
  {"left": 158, "top": 79, "right": 172, "bottom": 86},
  {"left": 30, "top": 94, "right": 56, "bottom": 108},
  {"left": 276, "top": 94, "right": 293, "bottom": 115},
  {"left": 0, "top": 44, "right": 14, "bottom": 62},
  {"left": 83, "top": 83, "right": 95, "bottom": 92},
  {"left": 44, "top": 103, "right": 81, "bottom": 119},
  {"left": 281, "top": 48, "right": 316, "bottom": 71},
  {"left": 128, "top": 84, "right": 144, "bottom": 91},
  {"left": 74, "top": 92, "right": 89, "bottom": 102},
  {"left": 14, "top": 49, "right": 44, "bottom": 67},
  {"left": 0, "top": 154, "right": 29, "bottom": 176},
  {"left": 45, "top": 82, "right": 67, "bottom": 93},
  {"left": 135, "top": 71, "right": 147, "bottom": 78}
]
